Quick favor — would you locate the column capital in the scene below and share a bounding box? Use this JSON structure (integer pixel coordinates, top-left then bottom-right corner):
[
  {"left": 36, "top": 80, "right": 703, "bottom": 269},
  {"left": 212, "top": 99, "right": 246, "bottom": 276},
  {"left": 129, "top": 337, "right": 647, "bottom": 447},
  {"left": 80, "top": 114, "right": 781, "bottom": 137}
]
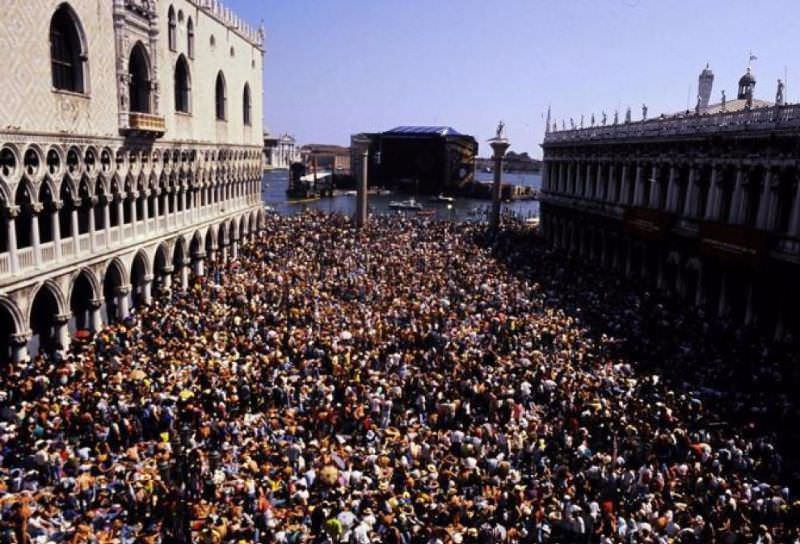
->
[
  {"left": 143, "top": 274, "right": 154, "bottom": 282},
  {"left": 5, "top": 205, "right": 21, "bottom": 219},
  {"left": 89, "top": 298, "right": 104, "bottom": 309},
  {"left": 161, "top": 265, "right": 175, "bottom": 273},
  {"left": 89, "top": 196, "right": 99, "bottom": 206},
  {"left": 54, "top": 313, "right": 71, "bottom": 325},
  {"left": 71, "top": 198, "right": 82, "bottom": 208},
  {"left": 31, "top": 202, "right": 44, "bottom": 214},
  {"left": 115, "top": 284, "right": 132, "bottom": 296},
  {"left": 193, "top": 250, "right": 206, "bottom": 259},
  {"left": 10, "top": 331, "right": 32, "bottom": 345},
  {"left": 49, "top": 200, "right": 64, "bottom": 211}
]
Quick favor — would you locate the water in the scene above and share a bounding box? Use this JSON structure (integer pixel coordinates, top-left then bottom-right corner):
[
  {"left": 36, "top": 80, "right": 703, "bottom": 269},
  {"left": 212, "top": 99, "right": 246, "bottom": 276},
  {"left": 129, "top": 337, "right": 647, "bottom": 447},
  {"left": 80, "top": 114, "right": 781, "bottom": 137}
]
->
[{"left": 261, "top": 169, "right": 541, "bottom": 221}]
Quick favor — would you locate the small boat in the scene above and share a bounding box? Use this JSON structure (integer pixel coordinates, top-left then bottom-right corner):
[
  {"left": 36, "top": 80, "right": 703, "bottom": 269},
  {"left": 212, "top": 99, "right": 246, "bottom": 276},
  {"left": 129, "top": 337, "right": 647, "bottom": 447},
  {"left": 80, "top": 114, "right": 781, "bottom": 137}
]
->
[
  {"left": 416, "top": 209, "right": 436, "bottom": 217},
  {"left": 388, "top": 198, "right": 423, "bottom": 211},
  {"left": 430, "top": 194, "right": 455, "bottom": 203},
  {"left": 343, "top": 190, "right": 357, "bottom": 196}
]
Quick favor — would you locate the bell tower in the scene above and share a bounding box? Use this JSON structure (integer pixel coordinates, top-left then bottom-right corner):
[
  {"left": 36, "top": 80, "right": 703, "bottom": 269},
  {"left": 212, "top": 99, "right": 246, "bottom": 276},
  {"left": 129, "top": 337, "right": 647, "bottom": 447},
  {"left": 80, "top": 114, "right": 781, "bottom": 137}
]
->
[{"left": 698, "top": 64, "right": 714, "bottom": 111}]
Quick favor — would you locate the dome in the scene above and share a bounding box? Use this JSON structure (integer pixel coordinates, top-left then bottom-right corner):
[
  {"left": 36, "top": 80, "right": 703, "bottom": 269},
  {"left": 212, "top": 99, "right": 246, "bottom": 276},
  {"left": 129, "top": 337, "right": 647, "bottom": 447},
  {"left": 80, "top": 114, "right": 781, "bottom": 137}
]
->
[{"left": 739, "top": 67, "right": 756, "bottom": 86}]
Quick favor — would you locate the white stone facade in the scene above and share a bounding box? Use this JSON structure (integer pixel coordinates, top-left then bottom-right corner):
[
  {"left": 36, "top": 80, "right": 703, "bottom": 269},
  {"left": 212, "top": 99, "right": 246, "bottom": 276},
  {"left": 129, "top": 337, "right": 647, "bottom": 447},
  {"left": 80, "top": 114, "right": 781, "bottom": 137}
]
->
[{"left": 0, "top": 0, "right": 266, "bottom": 362}]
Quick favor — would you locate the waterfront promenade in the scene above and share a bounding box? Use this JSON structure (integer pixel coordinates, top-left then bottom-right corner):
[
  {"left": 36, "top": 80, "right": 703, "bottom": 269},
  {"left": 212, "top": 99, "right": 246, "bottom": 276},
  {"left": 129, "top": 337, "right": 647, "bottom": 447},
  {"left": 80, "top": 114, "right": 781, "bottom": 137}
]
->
[{"left": 0, "top": 212, "right": 797, "bottom": 542}]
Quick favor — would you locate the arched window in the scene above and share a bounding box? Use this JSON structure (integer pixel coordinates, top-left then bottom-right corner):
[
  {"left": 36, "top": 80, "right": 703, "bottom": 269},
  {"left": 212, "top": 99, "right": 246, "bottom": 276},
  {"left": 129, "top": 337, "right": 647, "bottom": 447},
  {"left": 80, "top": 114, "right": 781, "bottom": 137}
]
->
[
  {"left": 215, "top": 71, "right": 227, "bottom": 121},
  {"left": 174, "top": 55, "right": 191, "bottom": 113},
  {"left": 167, "top": 6, "right": 176, "bottom": 51},
  {"left": 129, "top": 43, "right": 151, "bottom": 113},
  {"left": 187, "top": 17, "right": 194, "bottom": 58},
  {"left": 243, "top": 83, "right": 252, "bottom": 126},
  {"left": 50, "top": 3, "right": 87, "bottom": 93}
]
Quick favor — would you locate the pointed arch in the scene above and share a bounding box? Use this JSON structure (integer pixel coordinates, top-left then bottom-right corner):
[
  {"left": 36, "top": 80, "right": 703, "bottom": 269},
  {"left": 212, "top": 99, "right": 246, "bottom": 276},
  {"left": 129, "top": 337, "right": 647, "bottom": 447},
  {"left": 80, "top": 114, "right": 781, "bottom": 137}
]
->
[
  {"left": 243, "top": 82, "right": 252, "bottom": 126},
  {"left": 50, "top": 3, "right": 88, "bottom": 93},
  {"left": 187, "top": 16, "right": 195, "bottom": 58},
  {"left": 215, "top": 71, "right": 227, "bottom": 121},
  {"left": 129, "top": 42, "right": 152, "bottom": 113},
  {"left": 167, "top": 5, "right": 177, "bottom": 51},
  {"left": 174, "top": 54, "right": 191, "bottom": 113}
]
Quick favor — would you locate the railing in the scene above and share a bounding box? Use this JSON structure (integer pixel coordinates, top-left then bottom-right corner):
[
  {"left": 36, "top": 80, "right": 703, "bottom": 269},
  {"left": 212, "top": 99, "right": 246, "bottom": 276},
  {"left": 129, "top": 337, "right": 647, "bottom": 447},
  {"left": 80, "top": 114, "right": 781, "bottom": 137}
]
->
[
  {"left": 41, "top": 242, "right": 55, "bottom": 262},
  {"left": 62, "top": 238, "right": 75, "bottom": 257},
  {"left": 127, "top": 112, "right": 166, "bottom": 135},
  {"left": 0, "top": 254, "right": 8, "bottom": 275},
  {"left": 96, "top": 230, "right": 107, "bottom": 247},
  {"left": 78, "top": 233, "right": 90, "bottom": 253},
  {"left": 18, "top": 247, "right": 34, "bottom": 269},
  {"left": 544, "top": 103, "right": 800, "bottom": 144}
]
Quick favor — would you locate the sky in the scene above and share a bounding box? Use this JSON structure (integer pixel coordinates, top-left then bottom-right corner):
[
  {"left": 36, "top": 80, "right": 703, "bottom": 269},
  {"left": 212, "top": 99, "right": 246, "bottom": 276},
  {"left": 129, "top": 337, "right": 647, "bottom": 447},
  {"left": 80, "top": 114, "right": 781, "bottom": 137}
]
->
[{"left": 225, "top": 0, "right": 799, "bottom": 158}]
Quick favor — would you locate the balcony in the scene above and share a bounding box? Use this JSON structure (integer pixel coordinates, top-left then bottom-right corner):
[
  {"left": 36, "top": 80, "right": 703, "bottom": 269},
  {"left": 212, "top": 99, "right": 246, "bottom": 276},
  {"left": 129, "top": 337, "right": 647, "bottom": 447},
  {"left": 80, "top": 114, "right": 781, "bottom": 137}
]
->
[{"left": 125, "top": 112, "right": 166, "bottom": 138}]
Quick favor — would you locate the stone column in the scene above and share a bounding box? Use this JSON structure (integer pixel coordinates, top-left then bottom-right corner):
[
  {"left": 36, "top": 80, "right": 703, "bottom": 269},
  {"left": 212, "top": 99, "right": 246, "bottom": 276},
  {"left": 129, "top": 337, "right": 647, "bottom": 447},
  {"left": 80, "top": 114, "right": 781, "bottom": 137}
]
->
[
  {"left": 787, "top": 178, "right": 800, "bottom": 236},
  {"left": 116, "top": 197, "right": 124, "bottom": 234},
  {"left": 54, "top": 313, "right": 71, "bottom": 353},
  {"left": 70, "top": 199, "right": 80, "bottom": 250},
  {"left": 51, "top": 201, "right": 63, "bottom": 259},
  {"left": 567, "top": 162, "right": 575, "bottom": 195},
  {"left": 161, "top": 265, "right": 174, "bottom": 293},
  {"left": 681, "top": 166, "right": 699, "bottom": 217},
  {"left": 140, "top": 191, "right": 149, "bottom": 234},
  {"left": 584, "top": 163, "right": 593, "bottom": 199},
  {"left": 619, "top": 164, "right": 630, "bottom": 205},
  {"left": 130, "top": 192, "right": 138, "bottom": 234},
  {"left": 115, "top": 285, "right": 131, "bottom": 321},
  {"left": 356, "top": 149, "right": 368, "bottom": 229},
  {"left": 193, "top": 252, "right": 206, "bottom": 277},
  {"left": 89, "top": 298, "right": 103, "bottom": 333},
  {"left": 10, "top": 332, "right": 31, "bottom": 363},
  {"left": 704, "top": 166, "right": 721, "bottom": 220},
  {"left": 102, "top": 196, "right": 111, "bottom": 248},
  {"left": 142, "top": 275, "right": 153, "bottom": 305},
  {"left": 665, "top": 165, "right": 679, "bottom": 212},
  {"left": 633, "top": 164, "right": 645, "bottom": 206},
  {"left": 606, "top": 164, "right": 618, "bottom": 203},
  {"left": 170, "top": 190, "right": 177, "bottom": 226},
  {"left": 180, "top": 259, "right": 190, "bottom": 292},
  {"left": 728, "top": 165, "right": 746, "bottom": 224},
  {"left": 88, "top": 197, "right": 97, "bottom": 252},
  {"left": 756, "top": 169, "right": 775, "bottom": 230},
  {"left": 31, "top": 203, "right": 42, "bottom": 267},
  {"left": 231, "top": 236, "right": 239, "bottom": 260},
  {"left": 489, "top": 137, "right": 510, "bottom": 233},
  {"left": 648, "top": 166, "right": 661, "bottom": 208},
  {"left": 7, "top": 206, "right": 20, "bottom": 273}
]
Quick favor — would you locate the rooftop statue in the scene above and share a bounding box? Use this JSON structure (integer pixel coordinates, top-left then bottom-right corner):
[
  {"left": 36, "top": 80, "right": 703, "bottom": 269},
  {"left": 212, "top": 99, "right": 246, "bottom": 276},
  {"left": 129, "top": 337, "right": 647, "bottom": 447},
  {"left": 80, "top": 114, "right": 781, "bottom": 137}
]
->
[
  {"left": 613, "top": 110, "right": 619, "bottom": 125},
  {"left": 642, "top": 104, "right": 648, "bottom": 121},
  {"left": 495, "top": 120, "right": 505, "bottom": 139},
  {"left": 602, "top": 111, "right": 607, "bottom": 126},
  {"left": 625, "top": 107, "right": 632, "bottom": 123},
  {"left": 776, "top": 79, "right": 785, "bottom": 106}
]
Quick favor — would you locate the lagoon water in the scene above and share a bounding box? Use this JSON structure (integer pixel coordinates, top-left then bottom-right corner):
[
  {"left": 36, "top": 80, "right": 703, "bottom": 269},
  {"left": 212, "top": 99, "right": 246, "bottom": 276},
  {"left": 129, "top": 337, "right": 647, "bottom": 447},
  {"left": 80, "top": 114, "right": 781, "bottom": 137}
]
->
[{"left": 261, "top": 169, "right": 541, "bottom": 221}]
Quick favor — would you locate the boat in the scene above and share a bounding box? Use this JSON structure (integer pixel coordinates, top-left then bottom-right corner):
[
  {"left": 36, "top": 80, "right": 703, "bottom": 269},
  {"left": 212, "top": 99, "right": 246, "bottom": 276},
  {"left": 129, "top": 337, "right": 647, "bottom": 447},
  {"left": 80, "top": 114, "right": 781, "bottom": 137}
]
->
[
  {"left": 430, "top": 194, "right": 455, "bottom": 203},
  {"left": 343, "top": 190, "right": 357, "bottom": 196},
  {"left": 416, "top": 209, "right": 436, "bottom": 217},
  {"left": 388, "top": 198, "right": 423, "bottom": 211}
]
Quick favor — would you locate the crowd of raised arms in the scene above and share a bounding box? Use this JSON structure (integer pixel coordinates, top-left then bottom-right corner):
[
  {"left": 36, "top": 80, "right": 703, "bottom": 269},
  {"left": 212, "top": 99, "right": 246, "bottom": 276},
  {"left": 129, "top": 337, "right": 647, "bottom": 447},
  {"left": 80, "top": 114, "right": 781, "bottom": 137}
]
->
[{"left": 1, "top": 212, "right": 798, "bottom": 543}]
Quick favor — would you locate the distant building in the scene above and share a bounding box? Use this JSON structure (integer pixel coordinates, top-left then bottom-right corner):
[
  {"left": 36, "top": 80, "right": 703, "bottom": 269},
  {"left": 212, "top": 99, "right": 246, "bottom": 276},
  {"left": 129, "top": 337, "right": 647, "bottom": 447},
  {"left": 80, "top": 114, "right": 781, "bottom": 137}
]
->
[
  {"left": 301, "top": 144, "right": 351, "bottom": 174},
  {"left": 540, "top": 64, "right": 800, "bottom": 340},
  {"left": 351, "top": 126, "right": 477, "bottom": 194},
  {"left": 263, "top": 132, "right": 300, "bottom": 170}
]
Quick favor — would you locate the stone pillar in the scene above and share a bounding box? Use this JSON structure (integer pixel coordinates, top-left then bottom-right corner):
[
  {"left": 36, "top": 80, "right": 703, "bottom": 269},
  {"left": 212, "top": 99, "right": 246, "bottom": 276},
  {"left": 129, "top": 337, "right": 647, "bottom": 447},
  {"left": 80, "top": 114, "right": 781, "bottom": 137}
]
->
[
  {"left": 567, "top": 162, "right": 575, "bottom": 194},
  {"left": 606, "top": 164, "right": 618, "bottom": 203},
  {"left": 89, "top": 299, "right": 103, "bottom": 333},
  {"left": 153, "top": 190, "right": 161, "bottom": 229},
  {"left": 681, "top": 167, "right": 699, "bottom": 217},
  {"left": 356, "top": 149, "right": 368, "bottom": 229},
  {"left": 102, "top": 197, "right": 111, "bottom": 248},
  {"left": 54, "top": 313, "right": 71, "bottom": 353},
  {"left": 489, "top": 137, "right": 511, "bottom": 233},
  {"left": 648, "top": 166, "right": 661, "bottom": 208},
  {"left": 665, "top": 165, "right": 679, "bottom": 212},
  {"left": 161, "top": 265, "right": 174, "bottom": 293},
  {"left": 231, "top": 237, "right": 239, "bottom": 260},
  {"left": 170, "top": 190, "right": 177, "bottom": 225},
  {"left": 10, "top": 332, "right": 31, "bottom": 363},
  {"left": 142, "top": 275, "right": 153, "bottom": 305},
  {"left": 6, "top": 206, "right": 19, "bottom": 273},
  {"left": 704, "top": 166, "right": 721, "bottom": 220},
  {"left": 130, "top": 192, "right": 138, "bottom": 234},
  {"left": 31, "top": 203, "right": 42, "bottom": 266},
  {"left": 141, "top": 191, "right": 149, "bottom": 234},
  {"left": 193, "top": 252, "right": 206, "bottom": 277},
  {"left": 180, "top": 259, "right": 190, "bottom": 292},
  {"left": 619, "top": 164, "right": 630, "bottom": 205},
  {"left": 584, "top": 163, "right": 593, "bottom": 199},
  {"left": 633, "top": 164, "right": 645, "bottom": 206},
  {"left": 70, "top": 200, "right": 80, "bottom": 249},
  {"left": 787, "top": 178, "right": 800, "bottom": 236},
  {"left": 51, "top": 201, "right": 63, "bottom": 258},
  {"left": 728, "top": 165, "right": 746, "bottom": 224},
  {"left": 88, "top": 197, "right": 97, "bottom": 252},
  {"left": 115, "top": 285, "right": 131, "bottom": 321},
  {"left": 116, "top": 197, "right": 124, "bottom": 233},
  {"left": 756, "top": 169, "right": 775, "bottom": 230}
]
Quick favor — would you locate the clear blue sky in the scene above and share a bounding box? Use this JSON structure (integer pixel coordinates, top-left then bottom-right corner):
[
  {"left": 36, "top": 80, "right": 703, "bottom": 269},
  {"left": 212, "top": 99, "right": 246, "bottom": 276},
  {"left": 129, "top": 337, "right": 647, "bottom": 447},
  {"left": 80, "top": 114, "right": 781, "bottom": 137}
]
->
[{"left": 226, "top": 0, "right": 798, "bottom": 158}]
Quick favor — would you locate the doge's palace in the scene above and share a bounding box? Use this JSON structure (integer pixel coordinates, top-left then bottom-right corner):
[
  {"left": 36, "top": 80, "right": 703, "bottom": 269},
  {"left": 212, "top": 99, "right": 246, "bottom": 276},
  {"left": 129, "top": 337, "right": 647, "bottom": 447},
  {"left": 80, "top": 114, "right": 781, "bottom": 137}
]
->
[{"left": 0, "top": 0, "right": 267, "bottom": 361}]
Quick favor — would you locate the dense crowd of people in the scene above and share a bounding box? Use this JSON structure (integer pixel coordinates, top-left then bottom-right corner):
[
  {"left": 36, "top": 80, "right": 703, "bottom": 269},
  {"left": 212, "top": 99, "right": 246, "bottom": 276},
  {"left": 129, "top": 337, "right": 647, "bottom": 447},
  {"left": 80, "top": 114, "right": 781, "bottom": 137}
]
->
[{"left": 1, "top": 211, "right": 798, "bottom": 543}]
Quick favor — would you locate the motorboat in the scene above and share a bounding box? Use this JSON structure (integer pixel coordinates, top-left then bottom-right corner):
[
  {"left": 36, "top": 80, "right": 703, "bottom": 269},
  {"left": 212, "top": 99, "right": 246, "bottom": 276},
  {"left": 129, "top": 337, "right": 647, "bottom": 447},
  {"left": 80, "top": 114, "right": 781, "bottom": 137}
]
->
[
  {"left": 388, "top": 198, "right": 423, "bottom": 211},
  {"left": 430, "top": 194, "right": 455, "bottom": 203}
]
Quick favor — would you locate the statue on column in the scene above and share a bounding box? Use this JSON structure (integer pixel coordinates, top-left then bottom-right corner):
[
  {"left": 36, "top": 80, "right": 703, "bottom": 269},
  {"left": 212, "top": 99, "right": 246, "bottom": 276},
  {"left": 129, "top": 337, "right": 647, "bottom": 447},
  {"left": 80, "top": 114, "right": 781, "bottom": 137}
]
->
[
  {"left": 495, "top": 120, "right": 505, "bottom": 139},
  {"left": 613, "top": 110, "right": 619, "bottom": 125},
  {"left": 642, "top": 103, "right": 648, "bottom": 121},
  {"left": 625, "top": 107, "right": 632, "bottom": 124},
  {"left": 776, "top": 79, "right": 785, "bottom": 106},
  {"left": 570, "top": 118, "right": 576, "bottom": 129},
  {"left": 602, "top": 111, "right": 607, "bottom": 125},
  {"left": 721, "top": 90, "right": 727, "bottom": 111},
  {"left": 590, "top": 113, "right": 595, "bottom": 127}
]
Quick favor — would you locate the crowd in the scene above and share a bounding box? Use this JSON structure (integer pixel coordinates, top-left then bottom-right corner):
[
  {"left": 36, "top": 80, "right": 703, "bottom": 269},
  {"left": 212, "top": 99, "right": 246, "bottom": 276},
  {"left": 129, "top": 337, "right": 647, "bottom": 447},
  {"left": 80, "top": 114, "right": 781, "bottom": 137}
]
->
[{"left": 0, "top": 211, "right": 798, "bottom": 543}]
